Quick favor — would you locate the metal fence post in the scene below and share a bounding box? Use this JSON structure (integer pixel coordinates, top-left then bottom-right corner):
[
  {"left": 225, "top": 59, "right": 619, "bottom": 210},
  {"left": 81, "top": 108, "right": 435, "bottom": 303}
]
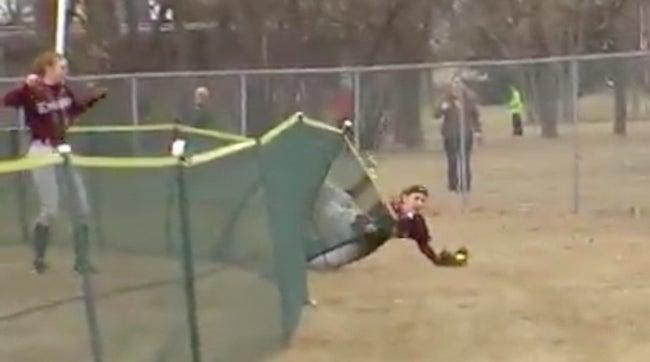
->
[
  {"left": 353, "top": 71, "right": 361, "bottom": 148},
  {"left": 130, "top": 77, "right": 140, "bottom": 155},
  {"left": 239, "top": 74, "right": 248, "bottom": 135},
  {"left": 60, "top": 152, "right": 104, "bottom": 362},
  {"left": 570, "top": 59, "right": 580, "bottom": 213},
  {"left": 130, "top": 76, "right": 139, "bottom": 127},
  {"left": 173, "top": 138, "right": 202, "bottom": 362},
  {"left": 452, "top": 72, "right": 468, "bottom": 214}
]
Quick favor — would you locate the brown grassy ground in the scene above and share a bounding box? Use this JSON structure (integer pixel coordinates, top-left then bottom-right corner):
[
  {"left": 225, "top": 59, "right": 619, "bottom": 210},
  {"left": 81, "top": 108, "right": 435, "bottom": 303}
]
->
[{"left": 272, "top": 109, "right": 650, "bottom": 362}]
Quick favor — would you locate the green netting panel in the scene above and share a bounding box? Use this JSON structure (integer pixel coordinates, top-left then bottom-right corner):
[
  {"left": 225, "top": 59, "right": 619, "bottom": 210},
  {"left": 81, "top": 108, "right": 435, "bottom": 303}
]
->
[
  {"left": 0, "top": 170, "right": 16, "bottom": 238},
  {"left": 79, "top": 166, "right": 175, "bottom": 253},
  {"left": 259, "top": 118, "right": 344, "bottom": 340},
  {"left": 0, "top": 130, "right": 32, "bottom": 246},
  {"left": 307, "top": 137, "right": 395, "bottom": 269},
  {"left": 184, "top": 145, "right": 284, "bottom": 361},
  {"left": 75, "top": 163, "right": 193, "bottom": 360},
  {"left": 0, "top": 129, "right": 19, "bottom": 160}
]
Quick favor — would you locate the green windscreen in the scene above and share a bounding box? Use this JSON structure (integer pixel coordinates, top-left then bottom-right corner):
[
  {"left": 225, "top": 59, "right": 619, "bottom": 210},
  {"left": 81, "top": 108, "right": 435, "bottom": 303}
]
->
[
  {"left": 307, "top": 136, "right": 395, "bottom": 269},
  {"left": 0, "top": 114, "right": 394, "bottom": 362}
]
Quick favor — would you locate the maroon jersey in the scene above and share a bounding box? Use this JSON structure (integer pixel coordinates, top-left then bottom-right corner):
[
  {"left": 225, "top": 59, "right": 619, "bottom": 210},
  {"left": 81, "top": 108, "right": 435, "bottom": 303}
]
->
[
  {"left": 2, "top": 82, "right": 99, "bottom": 145},
  {"left": 391, "top": 198, "right": 438, "bottom": 264},
  {"left": 396, "top": 212, "right": 430, "bottom": 246}
]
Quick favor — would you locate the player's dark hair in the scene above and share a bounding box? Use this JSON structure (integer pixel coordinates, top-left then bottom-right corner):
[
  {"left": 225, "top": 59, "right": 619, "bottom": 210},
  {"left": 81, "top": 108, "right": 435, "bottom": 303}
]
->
[{"left": 401, "top": 184, "right": 428, "bottom": 197}]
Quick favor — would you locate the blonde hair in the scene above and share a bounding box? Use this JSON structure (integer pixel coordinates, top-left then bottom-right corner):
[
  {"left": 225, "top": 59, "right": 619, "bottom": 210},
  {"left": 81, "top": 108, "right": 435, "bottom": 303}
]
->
[{"left": 32, "top": 51, "right": 63, "bottom": 76}]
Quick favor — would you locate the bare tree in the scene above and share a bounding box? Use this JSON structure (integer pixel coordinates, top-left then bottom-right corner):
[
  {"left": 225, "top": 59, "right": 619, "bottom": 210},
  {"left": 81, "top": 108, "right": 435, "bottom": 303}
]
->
[{"left": 441, "top": 0, "right": 635, "bottom": 138}]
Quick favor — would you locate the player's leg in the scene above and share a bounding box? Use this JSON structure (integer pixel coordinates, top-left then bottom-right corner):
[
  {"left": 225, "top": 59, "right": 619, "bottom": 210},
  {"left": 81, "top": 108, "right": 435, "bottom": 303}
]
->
[
  {"left": 462, "top": 133, "right": 474, "bottom": 192},
  {"left": 30, "top": 165, "right": 59, "bottom": 273},
  {"left": 513, "top": 113, "right": 523, "bottom": 136},
  {"left": 314, "top": 183, "right": 359, "bottom": 245},
  {"left": 443, "top": 137, "right": 458, "bottom": 192}
]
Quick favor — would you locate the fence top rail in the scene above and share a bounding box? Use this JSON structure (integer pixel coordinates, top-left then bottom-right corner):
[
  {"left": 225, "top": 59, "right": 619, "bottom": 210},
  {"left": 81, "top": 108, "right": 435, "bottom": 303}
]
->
[{"left": 0, "top": 49, "right": 649, "bottom": 82}]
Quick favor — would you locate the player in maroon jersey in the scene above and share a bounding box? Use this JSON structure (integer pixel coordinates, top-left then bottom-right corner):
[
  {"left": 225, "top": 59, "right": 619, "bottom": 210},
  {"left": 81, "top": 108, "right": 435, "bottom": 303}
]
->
[
  {"left": 391, "top": 185, "right": 468, "bottom": 266},
  {"left": 2, "top": 51, "right": 106, "bottom": 274}
]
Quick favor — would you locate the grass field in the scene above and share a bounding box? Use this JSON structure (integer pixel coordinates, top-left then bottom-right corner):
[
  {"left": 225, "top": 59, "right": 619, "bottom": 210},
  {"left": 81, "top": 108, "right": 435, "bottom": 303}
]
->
[
  {"left": 271, "top": 109, "right": 650, "bottom": 362},
  {"left": 1, "top": 99, "right": 650, "bottom": 361}
]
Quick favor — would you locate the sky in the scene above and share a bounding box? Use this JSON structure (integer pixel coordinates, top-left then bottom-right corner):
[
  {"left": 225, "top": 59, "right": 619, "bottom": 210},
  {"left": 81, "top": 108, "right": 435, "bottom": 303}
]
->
[
  {"left": 0, "top": 0, "right": 33, "bottom": 25},
  {"left": 0, "top": 0, "right": 169, "bottom": 25}
]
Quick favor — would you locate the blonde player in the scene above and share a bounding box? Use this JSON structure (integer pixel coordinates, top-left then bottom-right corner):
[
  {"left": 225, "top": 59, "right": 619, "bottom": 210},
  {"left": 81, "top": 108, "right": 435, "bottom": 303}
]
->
[{"left": 2, "top": 51, "right": 106, "bottom": 274}]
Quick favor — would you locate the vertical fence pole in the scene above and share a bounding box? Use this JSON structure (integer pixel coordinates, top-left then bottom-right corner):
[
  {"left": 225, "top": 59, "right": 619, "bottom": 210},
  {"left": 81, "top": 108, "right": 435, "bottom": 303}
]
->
[
  {"left": 60, "top": 152, "right": 104, "bottom": 362},
  {"left": 55, "top": 0, "right": 69, "bottom": 55},
  {"left": 353, "top": 71, "right": 361, "bottom": 148},
  {"left": 454, "top": 73, "right": 468, "bottom": 214},
  {"left": 571, "top": 59, "right": 580, "bottom": 213},
  {"left": 130, "top": 77, "right": 139, "bottom": 127},
  {"left": 239, "top": 74, "right": 248, "bottom": 135},
  {"left": 173, "top": 144, "right": 202, "bottom": 362},
  {"left": 130, "top": 77, "right": 140, "bottom": 154}
]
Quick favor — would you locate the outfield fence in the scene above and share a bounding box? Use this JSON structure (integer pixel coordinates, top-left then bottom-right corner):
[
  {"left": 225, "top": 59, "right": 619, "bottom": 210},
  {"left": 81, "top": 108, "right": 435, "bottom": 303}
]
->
[{"left": 2, "top": 50, "right": 650, "bottom": 216}]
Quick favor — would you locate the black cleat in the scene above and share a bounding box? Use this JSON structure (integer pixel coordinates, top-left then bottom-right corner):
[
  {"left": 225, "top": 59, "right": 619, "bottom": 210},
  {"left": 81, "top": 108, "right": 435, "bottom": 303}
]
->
[
  {"left": 73, "top": 262, "right": 98, "bottom": 275},
  {"left": 32, "top": 259, "right": 48, "bottom": 275}
]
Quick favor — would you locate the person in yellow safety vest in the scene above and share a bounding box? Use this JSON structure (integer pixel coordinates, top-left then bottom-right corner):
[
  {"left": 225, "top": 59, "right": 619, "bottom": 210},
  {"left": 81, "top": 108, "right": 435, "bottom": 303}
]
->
[{"left": 507, "top": 86, "right": 524, "bottom": 136}]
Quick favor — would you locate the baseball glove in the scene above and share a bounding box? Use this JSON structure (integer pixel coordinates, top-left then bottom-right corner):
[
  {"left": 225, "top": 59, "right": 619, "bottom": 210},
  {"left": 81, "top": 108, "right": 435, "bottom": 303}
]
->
[{"left": 436, "top": 247, "right": 469, "bottom": 267}]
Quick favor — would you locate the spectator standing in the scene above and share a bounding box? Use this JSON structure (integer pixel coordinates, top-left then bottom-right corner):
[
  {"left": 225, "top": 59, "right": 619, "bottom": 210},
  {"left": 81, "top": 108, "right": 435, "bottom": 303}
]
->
[
  {"left": 434, "top": 81, "right": 482, "bottom": 193},
  {"left": 507, "top": 85, "right": 525, "bottom": 136},
  {"left": 187, "top": 86, "right": 214, "bottom": 129}
]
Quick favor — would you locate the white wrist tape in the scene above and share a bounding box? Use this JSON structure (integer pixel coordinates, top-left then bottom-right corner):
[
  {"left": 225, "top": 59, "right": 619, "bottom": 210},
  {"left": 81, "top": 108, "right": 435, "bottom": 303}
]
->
[
  {"left": 56, "top": 143, "right": 72, "bottom": 154},
  {"left": 171, "top": 139, "right": 187, "bottom": 157}
]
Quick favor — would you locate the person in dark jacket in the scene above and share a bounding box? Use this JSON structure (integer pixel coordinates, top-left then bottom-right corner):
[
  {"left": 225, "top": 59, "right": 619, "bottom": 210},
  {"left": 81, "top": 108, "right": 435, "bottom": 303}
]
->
[
  {"left": 186, "top": 86, "right": 214, "bottom": 128},
  {"left": 434, "top": 81, "right": 482, "bottom": 192}
]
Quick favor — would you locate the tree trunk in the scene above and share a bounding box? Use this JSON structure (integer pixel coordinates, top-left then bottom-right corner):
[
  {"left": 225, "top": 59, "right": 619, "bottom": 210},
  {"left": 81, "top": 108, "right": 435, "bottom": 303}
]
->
[
  {"left": 558, "top": 62, "right": 575, "bottom": 124},
  {"left": 536, "top": 63, "right": 559, "bottom": 138},
  {"left": 85, "top": 1, "right": 119, "bottom": 42},
  {"left": 359, "top": 72, "right": 387, "bottom": 150},
  {"left": 33, "top": 0, "right": 56, "bottom": 47},
  {"left": 613, "top": 58, "right": 628, "bottom": 135},
  {"left": 392, "top": 69, "right": 423, "bottom": 147},
  {"left": 521, "top": 66, "right": 538, "bottom": 124}
]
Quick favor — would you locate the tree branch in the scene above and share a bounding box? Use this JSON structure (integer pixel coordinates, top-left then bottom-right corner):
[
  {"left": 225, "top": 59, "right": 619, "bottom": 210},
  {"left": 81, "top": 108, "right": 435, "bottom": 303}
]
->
[{"left": 365, "top": 0, "right": 410, "bottom": 64}]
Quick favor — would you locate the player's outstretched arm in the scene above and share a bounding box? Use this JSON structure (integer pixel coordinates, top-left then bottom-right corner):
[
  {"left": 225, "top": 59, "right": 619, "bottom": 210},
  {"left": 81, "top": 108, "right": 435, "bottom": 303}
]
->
[
  {"left": 416, "top": 239, "right": 440, "bottom": 265},
  {"left": 397, "top": 213, "right": 439, "bottom": 265},
  {"left": 410, "top": 215, "right": 440, "bottom": 265},
  {"left": 66, "top": 85, "right": 107, "bottom": 120}
]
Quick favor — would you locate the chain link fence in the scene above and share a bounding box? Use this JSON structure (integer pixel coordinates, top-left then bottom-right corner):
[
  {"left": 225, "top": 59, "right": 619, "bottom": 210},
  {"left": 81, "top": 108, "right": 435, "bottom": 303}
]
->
[{"left": 2, "top": 51, "right": 650, "bottom": 218}]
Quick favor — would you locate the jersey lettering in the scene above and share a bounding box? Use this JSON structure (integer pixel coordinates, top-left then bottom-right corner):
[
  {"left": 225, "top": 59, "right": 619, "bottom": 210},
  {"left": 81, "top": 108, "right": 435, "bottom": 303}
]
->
[{"left": 35, "top": 97, "right": 73, "bottom": 115}]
